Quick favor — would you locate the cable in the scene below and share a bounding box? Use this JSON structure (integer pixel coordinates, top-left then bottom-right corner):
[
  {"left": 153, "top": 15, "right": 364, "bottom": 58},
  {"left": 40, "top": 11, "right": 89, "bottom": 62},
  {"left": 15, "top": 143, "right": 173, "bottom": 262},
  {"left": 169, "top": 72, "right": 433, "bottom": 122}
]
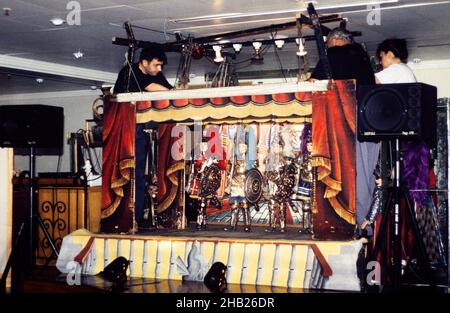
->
[
  {"left": 125, "top": 57, "right": 142, "bottom": 92},
  {"left": 271, "top": 30, "right": 287, "bottom": 82}
]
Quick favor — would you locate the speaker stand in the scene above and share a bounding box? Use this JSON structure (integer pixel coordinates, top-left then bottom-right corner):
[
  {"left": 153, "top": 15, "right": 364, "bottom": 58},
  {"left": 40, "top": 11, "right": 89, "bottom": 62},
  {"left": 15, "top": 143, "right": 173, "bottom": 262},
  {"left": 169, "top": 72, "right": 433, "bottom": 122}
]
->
[
  {"left": 0, "top": 147, "right": 59, "bottom": 293},
  {"left": 370, "top": 139, "right": 435, "bottom": 291}
]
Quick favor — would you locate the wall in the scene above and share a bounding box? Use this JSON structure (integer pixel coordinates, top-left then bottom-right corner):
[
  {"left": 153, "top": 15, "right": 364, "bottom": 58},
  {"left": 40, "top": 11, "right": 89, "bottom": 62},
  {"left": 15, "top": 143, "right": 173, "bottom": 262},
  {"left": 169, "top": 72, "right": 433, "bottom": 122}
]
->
[
  {"left": 0, "top": 90, "right": 100, "bottom": 174},
  {"left": 0, "top": 148, "right": 13, "bottom": 286},
  {"left": 409, "top": 60, "right": 450, "bottom": 98}
]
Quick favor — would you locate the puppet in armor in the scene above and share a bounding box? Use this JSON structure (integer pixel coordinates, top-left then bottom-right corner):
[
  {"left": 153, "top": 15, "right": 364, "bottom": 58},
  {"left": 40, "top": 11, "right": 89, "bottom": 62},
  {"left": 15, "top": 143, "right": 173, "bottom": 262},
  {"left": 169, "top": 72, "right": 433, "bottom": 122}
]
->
[
  {"left": 295, "top": 123, "right": 314, "bottom": 234},
  {"left": 193, "top": 138, "right": 226, "bottom": 230},
  {"left": 224, "top": 125, "right": 257, "bottom": 232},
  {"left": 264, "top": 124, "right": 297, "bottom": 233}
]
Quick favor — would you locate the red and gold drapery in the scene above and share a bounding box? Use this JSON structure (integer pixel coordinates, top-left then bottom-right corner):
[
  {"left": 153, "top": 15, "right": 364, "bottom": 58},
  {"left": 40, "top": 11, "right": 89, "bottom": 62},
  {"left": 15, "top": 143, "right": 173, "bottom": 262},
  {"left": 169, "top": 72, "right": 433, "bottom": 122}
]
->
[
  {"left": 101, "top": 100, "right": 135, "bottom": 233},
  {"left": 312, "top": 80, "right": 356, "bottom": 239}
]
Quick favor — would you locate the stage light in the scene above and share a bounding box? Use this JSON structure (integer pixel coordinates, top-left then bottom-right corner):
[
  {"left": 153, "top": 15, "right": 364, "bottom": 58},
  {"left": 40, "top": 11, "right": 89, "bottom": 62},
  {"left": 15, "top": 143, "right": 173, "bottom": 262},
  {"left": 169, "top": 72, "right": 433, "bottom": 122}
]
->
[
  {"left": 232, "top": 43, "right": 243, "bottom": 53},
  {"left": 274, "top": 39, "right": 285, "bottom": 49},
  {"left": 212, "top": 45, "right": 224, "bottom": 62},
  {"left": 252, "top": 41, "right": 262, "bottom": 52},
  {"left": 296, "top": 38, "right": 307, "bottom": 56},
  {"left": 204, "top": 262, "right": 227, "bottom": 293},
  {"left": 102, "top": 256, "right": 129, "bottom": 292}
]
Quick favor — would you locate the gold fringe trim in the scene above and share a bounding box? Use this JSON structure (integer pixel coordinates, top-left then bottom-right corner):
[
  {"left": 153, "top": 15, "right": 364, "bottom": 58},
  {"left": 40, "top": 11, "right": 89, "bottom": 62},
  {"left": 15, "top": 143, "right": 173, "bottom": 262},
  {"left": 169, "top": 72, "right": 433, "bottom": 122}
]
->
[
  {"left": 313, "top": 157, "right": 354, "bottom": 224},
  {"left": 312, "top": 157, "right": 331, "bottom": 181},
  {"left": 329, "top": 197, "right": 356, "bottom": 225},
  {"left": 102, "top": 158, "right": 135, "bottom": 219},
  {"left": 157, "top": 161, "right": 184, "bottom": 213}
]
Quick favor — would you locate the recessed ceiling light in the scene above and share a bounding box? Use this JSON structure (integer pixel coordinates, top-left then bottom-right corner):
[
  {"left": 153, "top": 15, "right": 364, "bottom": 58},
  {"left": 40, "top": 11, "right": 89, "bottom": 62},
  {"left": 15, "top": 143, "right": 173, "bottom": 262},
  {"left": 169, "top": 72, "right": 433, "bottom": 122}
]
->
[
  {"left": 36, "top": 78, "right": 44, "bottom": 84},
  {"left": 73, "top": 50, "right": 84, "bottom": 59},
  {"left": 50, "top": 18, "right": 65, "bottom": 26},
  {"left": 3, "top": 7, "right": 11, "bottom": 16}
]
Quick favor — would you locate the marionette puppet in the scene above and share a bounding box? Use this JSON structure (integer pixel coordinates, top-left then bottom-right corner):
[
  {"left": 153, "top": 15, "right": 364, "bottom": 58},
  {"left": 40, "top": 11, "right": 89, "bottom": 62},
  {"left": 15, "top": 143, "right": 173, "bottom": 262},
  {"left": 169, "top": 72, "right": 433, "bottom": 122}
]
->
[
  {"left": 294, "top": 123, "right": 314, "bottom": 234},
  {"left": 224, "top": 125, "right": 257, "bottom": 232},
  {"left": 264, "top": 124, "right": 297, "bottom": 233}
]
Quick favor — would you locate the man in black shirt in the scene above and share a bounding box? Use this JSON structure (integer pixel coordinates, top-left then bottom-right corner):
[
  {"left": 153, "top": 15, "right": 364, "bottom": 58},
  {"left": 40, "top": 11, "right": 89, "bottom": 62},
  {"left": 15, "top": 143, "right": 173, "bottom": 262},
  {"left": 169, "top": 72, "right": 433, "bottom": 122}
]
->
[
  {"left": 311, "top": 28, "right": 378, "bottom": 237},
  {"left": 114, "top": 48, "right": 173, "bottom": 231},
  {"left": 311, "top": 28, "right": 375, "bottom": 86},
  {"left": 114, "top": 47, "right": 173, "bottom": 93}
]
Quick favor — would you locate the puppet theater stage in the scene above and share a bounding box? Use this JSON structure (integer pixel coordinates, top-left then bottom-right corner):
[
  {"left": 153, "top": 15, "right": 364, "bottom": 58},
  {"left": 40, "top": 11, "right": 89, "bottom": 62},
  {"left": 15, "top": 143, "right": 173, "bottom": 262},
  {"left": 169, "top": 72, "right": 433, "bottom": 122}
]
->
[{"left": 57, "top": 80, "right": 366, "bottom": 292}]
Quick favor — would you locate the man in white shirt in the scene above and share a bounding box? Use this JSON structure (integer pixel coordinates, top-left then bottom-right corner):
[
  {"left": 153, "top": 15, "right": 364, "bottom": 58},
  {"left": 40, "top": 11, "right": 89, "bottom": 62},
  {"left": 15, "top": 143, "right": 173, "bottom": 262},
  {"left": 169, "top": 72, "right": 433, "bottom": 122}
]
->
[{"left": 374, "top": 38, "right": 417, "bottom": 84}]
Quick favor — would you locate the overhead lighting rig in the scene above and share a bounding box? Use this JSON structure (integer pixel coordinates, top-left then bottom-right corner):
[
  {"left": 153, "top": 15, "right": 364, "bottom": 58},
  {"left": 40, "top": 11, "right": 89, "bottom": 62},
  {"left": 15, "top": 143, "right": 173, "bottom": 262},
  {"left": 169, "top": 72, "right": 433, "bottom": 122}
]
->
[
  {"left": 112, "top": 9, "right": 348, "bottom": 54},
  {"left": 112, "top": 3, "right": 361, "bottom": 85}
]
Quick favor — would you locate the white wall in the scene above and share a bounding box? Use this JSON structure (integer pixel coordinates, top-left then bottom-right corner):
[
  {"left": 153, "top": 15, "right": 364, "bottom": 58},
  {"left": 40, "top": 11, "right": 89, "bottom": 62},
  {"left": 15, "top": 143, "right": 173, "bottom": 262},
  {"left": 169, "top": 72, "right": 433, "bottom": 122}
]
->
[
  {"left": 409, "top": 60, "right": 450, "bottom": 99},
  {"left": 0, "top": 90, "right": 100, "bottom": 174},
  {"left": 0, "top": 148, "right": 13, "bottom": 285}
]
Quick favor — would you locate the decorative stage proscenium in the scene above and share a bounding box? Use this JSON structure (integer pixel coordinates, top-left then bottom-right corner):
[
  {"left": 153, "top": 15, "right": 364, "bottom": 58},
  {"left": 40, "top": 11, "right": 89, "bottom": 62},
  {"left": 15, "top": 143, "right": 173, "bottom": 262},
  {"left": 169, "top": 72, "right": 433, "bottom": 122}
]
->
[{"left": 101, "top": 81, "right": 357, "bottom": 240}]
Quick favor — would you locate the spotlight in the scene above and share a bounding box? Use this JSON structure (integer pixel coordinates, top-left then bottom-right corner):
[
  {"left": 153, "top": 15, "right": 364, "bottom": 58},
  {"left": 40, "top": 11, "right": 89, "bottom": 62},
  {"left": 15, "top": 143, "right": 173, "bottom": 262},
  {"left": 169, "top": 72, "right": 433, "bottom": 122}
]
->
[
  {"left": 232, "top": 43, "right": 242, "bottom": 53},
  {"left": 212, "top": 45, "right": 224, "bottom": 63},
  {"left": 102, "top": 256, "right": 129, "bottom": 292},
  {"left": 274, "top": 40, "right": 285, "bottom": 49},
  {"left": 251, "top": 41, "right": 264, "bottom": 64},
  {"left": 296, "top": 38, "right": 307, "bottom": 56},
  {"left": 252, "top": 41, "right": 262, "bottom": 52},
  {"left": 204, "top": 262, "right": 227, "bottom": 293}
]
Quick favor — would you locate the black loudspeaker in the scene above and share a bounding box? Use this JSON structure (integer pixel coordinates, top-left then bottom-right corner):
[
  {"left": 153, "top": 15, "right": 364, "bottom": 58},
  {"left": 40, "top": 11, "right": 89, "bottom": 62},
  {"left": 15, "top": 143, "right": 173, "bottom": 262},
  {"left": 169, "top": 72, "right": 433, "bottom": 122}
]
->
[
  {"left": 0, "top": 105, "right": 64, "bottom": 149},
  {"left": 357, "top": 83, "right": 437, "bottom": 148}
]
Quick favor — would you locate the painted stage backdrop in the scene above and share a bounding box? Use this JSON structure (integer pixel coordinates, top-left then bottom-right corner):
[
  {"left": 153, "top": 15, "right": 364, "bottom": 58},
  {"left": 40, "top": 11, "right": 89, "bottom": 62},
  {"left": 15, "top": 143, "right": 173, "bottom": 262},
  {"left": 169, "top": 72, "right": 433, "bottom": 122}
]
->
[{"left": 101, "top": 81, "right": 356, "bottom": 239}]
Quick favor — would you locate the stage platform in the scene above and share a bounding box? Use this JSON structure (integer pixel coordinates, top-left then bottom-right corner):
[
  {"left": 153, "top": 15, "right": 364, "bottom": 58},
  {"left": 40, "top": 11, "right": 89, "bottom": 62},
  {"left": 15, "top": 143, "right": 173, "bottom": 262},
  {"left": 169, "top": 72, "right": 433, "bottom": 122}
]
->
[{"left": 56, "top": 227, "right": 366, "bottom": 292}]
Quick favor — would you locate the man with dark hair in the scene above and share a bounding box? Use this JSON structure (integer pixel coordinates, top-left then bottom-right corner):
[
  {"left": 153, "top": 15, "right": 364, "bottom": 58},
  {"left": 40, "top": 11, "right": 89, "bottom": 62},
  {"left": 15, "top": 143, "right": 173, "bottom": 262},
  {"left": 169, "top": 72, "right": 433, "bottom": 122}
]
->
[
  {"left": 114, "top": 47, "right": 173, "bottom": 232},
  {"left": 114, "top": 47, "right": 173, "bottom": 93},
  {"left": 375, "top": 38, "right": 416, "bottom": 84},
  {"left": 311, "top": 27, "right": 375, "bottom": 85}
]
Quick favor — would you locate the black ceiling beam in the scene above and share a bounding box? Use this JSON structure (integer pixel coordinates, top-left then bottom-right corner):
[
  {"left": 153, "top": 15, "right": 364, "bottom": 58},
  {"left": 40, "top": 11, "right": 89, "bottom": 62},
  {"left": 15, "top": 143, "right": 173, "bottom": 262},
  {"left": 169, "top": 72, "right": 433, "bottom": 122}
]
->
[
  {"left": 180, "top": 14, "right": 342, "bottom": 44},
  {"left": 112, "top": 13, "right": 343, "bottom": 50},
  {"left": 112, "top": 37, "right": 183, "bottom": 52}
]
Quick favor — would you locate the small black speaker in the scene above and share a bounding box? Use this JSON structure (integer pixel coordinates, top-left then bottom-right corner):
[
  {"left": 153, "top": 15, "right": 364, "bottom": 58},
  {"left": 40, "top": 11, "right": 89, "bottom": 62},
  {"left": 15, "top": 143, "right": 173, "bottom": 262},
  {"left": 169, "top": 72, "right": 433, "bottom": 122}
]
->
[
  {"left": 0, "top": 105, "right": 64, "bottom": 149},
  {"left": 357, "top": 83, "right": 437, "bottom": 148}
]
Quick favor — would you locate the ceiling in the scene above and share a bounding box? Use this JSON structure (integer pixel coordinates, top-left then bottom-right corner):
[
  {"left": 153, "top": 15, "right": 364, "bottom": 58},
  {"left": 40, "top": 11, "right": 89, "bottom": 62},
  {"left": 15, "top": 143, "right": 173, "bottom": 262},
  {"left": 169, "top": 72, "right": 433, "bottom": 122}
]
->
[{"left": 1, "top": 0, "right": 450, "bottom": 94}]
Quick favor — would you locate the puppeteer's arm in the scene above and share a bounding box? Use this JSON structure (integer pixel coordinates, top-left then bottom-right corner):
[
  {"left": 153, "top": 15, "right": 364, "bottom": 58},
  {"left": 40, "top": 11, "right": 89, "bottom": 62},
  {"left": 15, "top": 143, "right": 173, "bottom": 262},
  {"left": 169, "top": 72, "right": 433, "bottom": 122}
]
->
[{"left": 145, "top": 83, "right": 171, "bottom": 92}]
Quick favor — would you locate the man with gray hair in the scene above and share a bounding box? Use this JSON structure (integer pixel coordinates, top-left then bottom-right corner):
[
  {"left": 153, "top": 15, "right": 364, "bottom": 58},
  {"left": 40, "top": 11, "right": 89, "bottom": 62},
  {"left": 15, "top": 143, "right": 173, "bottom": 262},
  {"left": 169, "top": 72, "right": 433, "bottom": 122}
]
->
[
  {"left": 311, "top": 27, "right": 374, "bottom": 85},
  {"left": 311, "top": 27, "right": 378, "bottom": 238}
]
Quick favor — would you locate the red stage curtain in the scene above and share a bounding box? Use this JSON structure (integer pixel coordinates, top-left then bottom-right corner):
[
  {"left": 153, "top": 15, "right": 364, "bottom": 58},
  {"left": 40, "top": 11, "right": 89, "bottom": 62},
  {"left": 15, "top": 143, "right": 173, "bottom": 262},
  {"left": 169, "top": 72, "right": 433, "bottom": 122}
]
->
[
  {"left": 312, "top": 80, "right": 356, "bottom": 239},
  {"left": 101, "top": 101, "right": 135, "bottom": 233}
]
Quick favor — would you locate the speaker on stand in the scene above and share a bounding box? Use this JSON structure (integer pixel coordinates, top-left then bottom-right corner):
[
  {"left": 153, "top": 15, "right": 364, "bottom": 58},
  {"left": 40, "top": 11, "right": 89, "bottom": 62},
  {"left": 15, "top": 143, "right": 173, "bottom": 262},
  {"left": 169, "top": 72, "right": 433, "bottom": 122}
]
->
[
  {"left": 357, "top": 82, "right": 437, "bottom": 149},
  {"left": 0, "top": 104, "right": 64, "bottom": 293},
  {"left": 356, "top": 83, "right": 437, "bottom": 291}
]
